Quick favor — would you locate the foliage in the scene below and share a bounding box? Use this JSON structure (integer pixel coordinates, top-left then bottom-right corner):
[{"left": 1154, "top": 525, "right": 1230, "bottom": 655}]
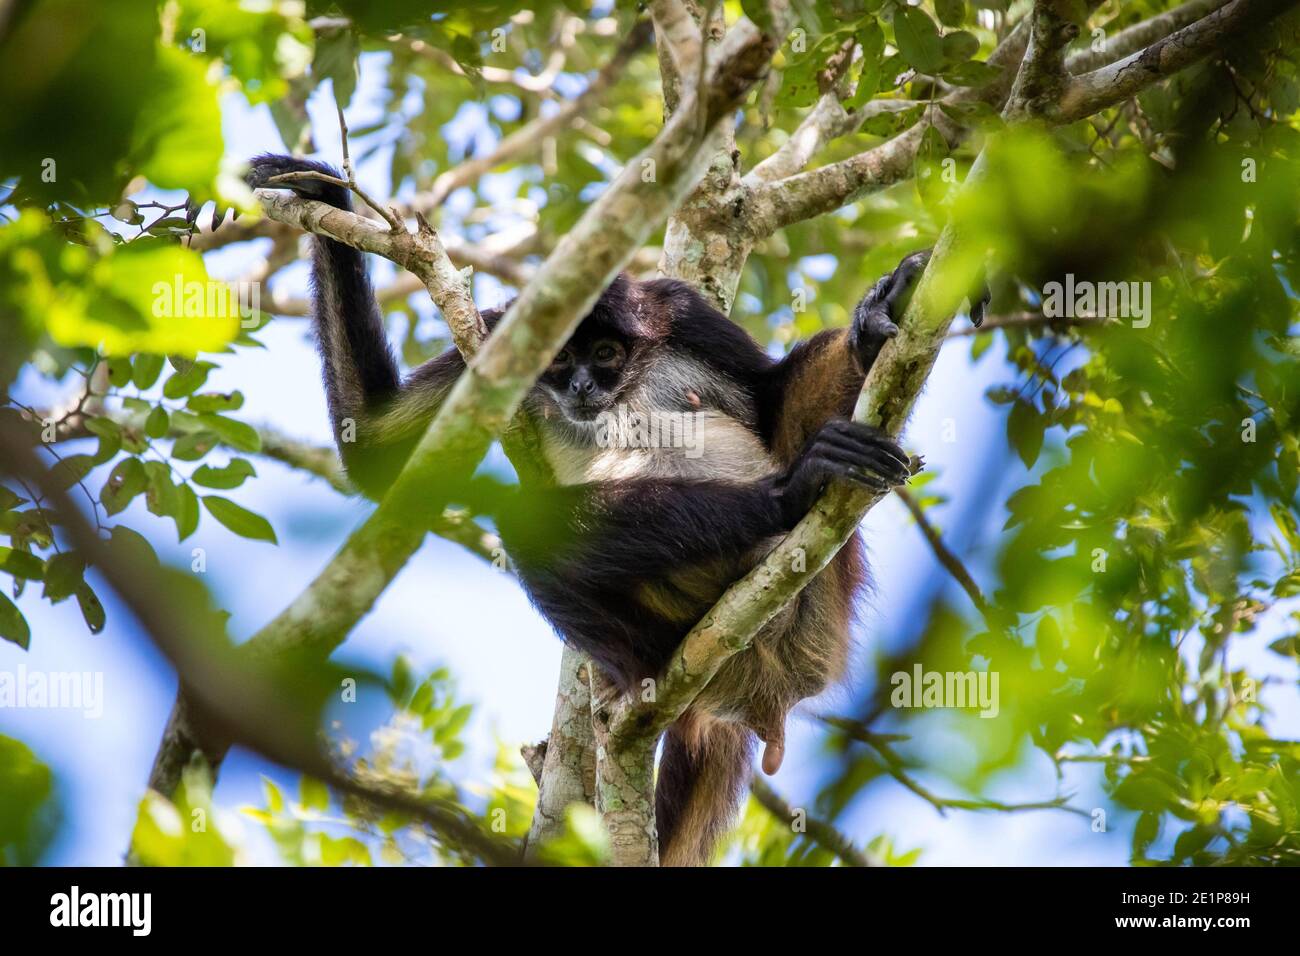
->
[{"left": 1, "top": 0, "right": 1297, "bottom": 865}]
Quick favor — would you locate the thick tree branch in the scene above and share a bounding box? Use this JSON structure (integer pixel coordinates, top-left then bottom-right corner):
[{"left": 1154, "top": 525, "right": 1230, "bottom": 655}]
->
[
  {"left": 524, "top": 645, "right": 597, "bottom": 855},
  {"left": 1056, "top": 0, "right": 1297, "bottom": 122},
  {"left": 1004, "top": 0, "right": 1083, "bottom": 120},
  {"left": 651, "top": 0, "right": 705, "bottom": 117},
  {"left": 744, "top": 97, "right": 922, "bottom": 186},
  {"left": 1066, "top": 0, "right": 1220, "bottom": 75}
]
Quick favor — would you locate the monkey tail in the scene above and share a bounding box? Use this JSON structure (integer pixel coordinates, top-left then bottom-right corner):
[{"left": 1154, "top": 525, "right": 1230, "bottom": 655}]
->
[{"left": 656, "top": 718, "right": 754, "bottom": 867}]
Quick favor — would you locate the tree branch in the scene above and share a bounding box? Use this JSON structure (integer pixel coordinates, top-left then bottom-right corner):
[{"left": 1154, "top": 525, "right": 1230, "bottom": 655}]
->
[
  {"left": 895, "top": 488, "right": 989, "bottom": 620},
  {"left": 415, "top": 21, "right": 653, "bottom": 212},
  {"left": 1004, "top": 0, "right": 1083, "bottom": 121},
  {"left": 824, "top": 718, "right": 1089, "bottom": 819},
  {"left": 254, "top": 191, "right": 488, "bottom": 359},
  {"left": 749, "top": 777, "right": 882, "bottom": 866},
  {"left": 651, "top": 0, "right": 705, "bottom": 116},
  {"left": 744, "top": 0, "right": 1237, "bottom": 242},
  {"left": 523, "top": 645, "right": 597, "bottom": 855},
  {"left": 1056, "top": 0, "right": 1297, "bottom": 123},
  {"left": 0, "top": 417, "right": 519, "bottom": 865}
]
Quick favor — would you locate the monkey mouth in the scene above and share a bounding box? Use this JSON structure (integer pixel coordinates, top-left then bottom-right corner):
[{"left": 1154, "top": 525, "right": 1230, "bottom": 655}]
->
[{"left": 565, "top": 400, "right": 608, "bottom": 422}]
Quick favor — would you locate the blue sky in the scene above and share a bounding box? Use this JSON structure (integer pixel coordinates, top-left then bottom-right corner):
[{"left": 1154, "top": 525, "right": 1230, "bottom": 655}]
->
[{"left": 4, "top": 49, "right": 1297, "bottom": 867}]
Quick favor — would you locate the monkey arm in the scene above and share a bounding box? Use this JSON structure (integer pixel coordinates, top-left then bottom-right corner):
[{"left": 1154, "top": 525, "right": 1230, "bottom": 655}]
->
[
  {"left": 762, "top": 249, "right": 970, "bottom": 463},
  {"left": 501, "top": 478, "right": 789, "bottom": 587},
  {"left": 245, "top": 154, "right": 505, "bottom": 499}
]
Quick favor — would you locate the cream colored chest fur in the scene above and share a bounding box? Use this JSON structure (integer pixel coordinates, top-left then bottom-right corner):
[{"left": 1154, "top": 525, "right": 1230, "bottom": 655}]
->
[{"left": 541, "top": 409, "right": 776, "bottom": 486}]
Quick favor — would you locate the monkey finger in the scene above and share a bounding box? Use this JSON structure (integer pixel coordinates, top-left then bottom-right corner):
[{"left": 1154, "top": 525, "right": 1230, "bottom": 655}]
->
[
  {"left": 819, "top": 422, "right": 911, "bottom": 469},
  {"left": 821, "top": 444, "right": 911, "bottom": 484}
]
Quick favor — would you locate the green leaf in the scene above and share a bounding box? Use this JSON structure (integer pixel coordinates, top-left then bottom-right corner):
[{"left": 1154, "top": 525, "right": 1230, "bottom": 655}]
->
[
  {"left": 101, "top": 456, "right": 148, "bottom": 516},
  {"left": 175, "top": 483, "right": 200, "bottom": 542},
  {"left": 849, "top": 20, "right": 886, "bottom": 107},
  {"left": 1132, "top": 810, "right": 1160, "bottom": 858},
  {"left": 860, "top": 103, "right": 925, "bottom": 136},
  {"left": 163, "top": 361, "right": 215, "bottom": 399},
  {"left": 172, "top": 431, "right": 220, "bottom": 462},
  {"left": 83, "top": 417, "right": 123, "bottom": 464},
  {"left": 43, "top": 552, "right": 86, "bottom": 603},
  {"left": 202, "top": 495, "right": 277, "bottom": 543},
  {"left": 145, "top": 405, "right": 171, "bottom": 440},
  {"left": 143, "top": 460, "right": 181, "bottom": 523},
  {"left": 0, "top": 592, "right": 31, "bottom": 649},
  {"left": 777, "top": 30, "right": 855, "bottom": 108},
  {"left": 107, "top": 357, "right": 133, "bottom": 387},
  {"left": 0, "top": 736, "right": 53, "bottom": 862},
  {"left": 197, "top": 413, "right": 261, "bottom": 453},
  {"left": 300, "top": 777, "right": 330, "bottom": 813},
  {"left": 941, "top": 30, "right": 980, "bottom": 65},
  {"left": 192, "top": 458, "right": 256, "bottom": 490},
  {"left": 1007, "top": 400, "right": 1045, "bottom": 469},
  {"left": 131, "top": 46, "right": 224, "bottom": 197},
  {"left": 132, "top": 353, "right": 165, "bottom": 390},
  {"left": 313, "top": 26, "right": 359, "bottom": 109},
  {"left": 48, "top": 245, "right": 235, "bottom": 357},
  {"left": 108, "top": 526, "right": 159, "bottom": 572},
  {"left": 935, "top": 0, "right": 966, "bottom": 27},
  {"left": 76, "top": 583, "right": 106, "bottom": 634},
  {"left": 941, "top": 59, "right": 1002, "bottom": 87},
  {"left": 48, "top": 454, "right": 96, "bottom": 491},
  {"left": 892, "top": 6, "right": 945, "bottom": 74},
  {"left": 1270, "top": 502, "right": 1300, "bottom": 550},
  {"left": 1036, "top": 615, "right": 1061, "bottom": 667},
  {"left": 0, "top": 547, "right": 46, "bottom": 581},
  {"left": 186, "top": 391, "right": 244, "bottom": 413}
]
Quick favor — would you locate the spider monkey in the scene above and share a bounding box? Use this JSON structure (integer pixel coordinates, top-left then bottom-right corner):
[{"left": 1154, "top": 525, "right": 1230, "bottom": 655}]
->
[{"left": 246, "top": 153, "right": 979, "bottom": 866}]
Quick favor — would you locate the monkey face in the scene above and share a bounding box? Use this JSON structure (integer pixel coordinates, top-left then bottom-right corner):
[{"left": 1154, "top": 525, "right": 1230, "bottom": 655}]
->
[{"left": 538, "top": 331, "right": 630, "bottom": 423}]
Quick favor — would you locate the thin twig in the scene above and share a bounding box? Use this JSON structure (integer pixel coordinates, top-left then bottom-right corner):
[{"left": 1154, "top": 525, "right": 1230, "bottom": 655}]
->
[
  {"left": 895, "top": 488, "right": 989, "bottom": 620},
  {"left": 749, "top": 777, "right": 883, "bottom": 867}
]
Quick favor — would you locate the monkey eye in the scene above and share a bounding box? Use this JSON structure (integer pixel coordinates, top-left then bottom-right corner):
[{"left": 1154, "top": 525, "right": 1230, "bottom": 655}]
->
[
  {"left": 594, "top": 343, "right": 622, "bottom": 365},
  {"left": 550, "top": 349, "right": 573, "bottom": 369}
]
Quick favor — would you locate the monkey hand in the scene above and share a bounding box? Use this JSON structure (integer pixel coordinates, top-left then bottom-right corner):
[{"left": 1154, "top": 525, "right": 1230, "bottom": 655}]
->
[
  {"left": 244, "top": 153, "right": 352, "bottom": 211},
  {"left": 852, "top": 248, "right": 992, "bottom": 368},
  {"left": 769, "top": 419, "right": 912, "bottom": 528},
  {"left": 850, "top": 249, "right": 930, "bottom": 370}
]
